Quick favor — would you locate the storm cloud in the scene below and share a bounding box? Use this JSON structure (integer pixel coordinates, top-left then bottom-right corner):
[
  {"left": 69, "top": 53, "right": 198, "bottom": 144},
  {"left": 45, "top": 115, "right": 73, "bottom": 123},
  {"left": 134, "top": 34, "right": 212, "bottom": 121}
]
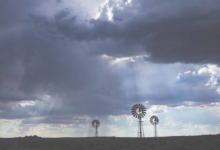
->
[
  {"left": 0, "top": 0, "right": 220, "bottom": 128},
  {"left": 26, "top": 0, "right": 220, "bottom": 63}
]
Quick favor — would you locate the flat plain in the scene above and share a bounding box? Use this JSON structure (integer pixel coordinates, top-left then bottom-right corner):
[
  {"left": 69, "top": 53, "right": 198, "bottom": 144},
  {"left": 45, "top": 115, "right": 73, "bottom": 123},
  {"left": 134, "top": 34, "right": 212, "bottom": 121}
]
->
[{"left": 0, "top": 135, "right": 220, "bottom": 150}]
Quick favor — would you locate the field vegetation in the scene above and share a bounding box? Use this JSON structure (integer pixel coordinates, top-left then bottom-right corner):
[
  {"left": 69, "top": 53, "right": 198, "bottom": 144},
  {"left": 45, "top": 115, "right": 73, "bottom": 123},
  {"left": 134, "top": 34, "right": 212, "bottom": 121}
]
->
[{"left": 0, "top": 135, "right": 220, "bottom": 150}]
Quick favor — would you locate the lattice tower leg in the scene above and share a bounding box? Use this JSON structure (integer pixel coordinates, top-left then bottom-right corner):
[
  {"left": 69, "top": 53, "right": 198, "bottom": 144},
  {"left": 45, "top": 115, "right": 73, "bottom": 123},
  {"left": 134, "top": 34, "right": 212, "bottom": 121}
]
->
[
  {"left": 137, "top": 118, "right": 144, "bottom": 137},
  {"left": 95, "top": 127, "right": 98, "bottom": 137}
]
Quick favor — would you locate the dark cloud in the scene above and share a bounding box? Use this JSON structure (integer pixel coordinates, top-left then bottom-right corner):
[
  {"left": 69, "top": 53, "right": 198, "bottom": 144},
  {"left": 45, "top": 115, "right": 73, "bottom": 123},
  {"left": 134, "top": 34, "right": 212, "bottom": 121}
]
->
[
  {"left": 0, "top": 0, "right": 220, "bottom": 123},
  {"left": 0, "top": 0, "right": 40, "bottom": 28},
  {"left": 26, "top": 0, "right": 220, "bottom": 63},
  {"left": 99, "top": 0, "right": 220, "bottom": 64}
]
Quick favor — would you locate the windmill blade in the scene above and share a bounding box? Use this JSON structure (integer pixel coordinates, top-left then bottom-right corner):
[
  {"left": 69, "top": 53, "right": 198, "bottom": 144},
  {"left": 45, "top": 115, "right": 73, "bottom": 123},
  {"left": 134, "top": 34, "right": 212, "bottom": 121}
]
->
[
  {"left": 132, "top": 111, "right": 136, "bottom": 113},
  {"left": 132, "top": 108, "right": 136, "bottom": 112}
]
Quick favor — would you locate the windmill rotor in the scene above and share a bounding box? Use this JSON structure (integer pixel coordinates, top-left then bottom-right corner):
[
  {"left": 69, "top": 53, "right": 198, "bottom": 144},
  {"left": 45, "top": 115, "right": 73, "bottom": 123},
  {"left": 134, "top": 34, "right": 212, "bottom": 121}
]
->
[
  {"left": 131, "top": 103, "right": 146, "bottom": 119},
  {"left": 92, "top": 119, "right": 100, "bottom": 128},
  {"left": 150, "top": 115, "right": 159, "bottom": 125}
]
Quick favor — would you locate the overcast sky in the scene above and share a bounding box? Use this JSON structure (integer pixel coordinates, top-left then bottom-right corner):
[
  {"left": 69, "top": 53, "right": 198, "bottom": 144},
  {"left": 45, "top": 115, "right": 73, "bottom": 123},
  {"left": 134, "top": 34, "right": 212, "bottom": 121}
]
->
[{"left": 0, "top": 0, "right": 220, "bottom": 137}]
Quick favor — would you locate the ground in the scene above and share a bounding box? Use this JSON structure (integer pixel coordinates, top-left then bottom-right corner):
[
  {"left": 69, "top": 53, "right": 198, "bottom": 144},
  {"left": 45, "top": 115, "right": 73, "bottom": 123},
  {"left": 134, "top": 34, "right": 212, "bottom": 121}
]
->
[{"left": 0, "top": 135, "right": 220, "bottom": 150}]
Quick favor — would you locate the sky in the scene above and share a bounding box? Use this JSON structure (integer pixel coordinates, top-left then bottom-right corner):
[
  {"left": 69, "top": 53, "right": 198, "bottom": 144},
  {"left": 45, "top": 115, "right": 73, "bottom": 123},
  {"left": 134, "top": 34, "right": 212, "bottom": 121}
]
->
[{"left": 0, "top": 0, "right": 220, "bottom": 137}]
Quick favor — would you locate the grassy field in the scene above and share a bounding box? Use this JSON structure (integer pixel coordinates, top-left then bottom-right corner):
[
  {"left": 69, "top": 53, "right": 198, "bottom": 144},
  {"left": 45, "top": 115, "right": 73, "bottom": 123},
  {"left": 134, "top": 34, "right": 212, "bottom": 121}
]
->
[{"left": 0, "top": 135, "right": 220, "bottom": 150}]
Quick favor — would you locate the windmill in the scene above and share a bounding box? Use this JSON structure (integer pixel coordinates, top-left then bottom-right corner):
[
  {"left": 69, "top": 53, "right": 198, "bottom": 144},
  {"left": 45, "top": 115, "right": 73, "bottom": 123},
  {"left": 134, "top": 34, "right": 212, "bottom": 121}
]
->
[
  {"left": 92, "top": 119, "right": 100, "bottom": 137},
  {"left": 150, "top": 115, "right": 159, "bottom": 137},
  {"left": 131, "top": 103, "right": 146, "bottom": 137}
]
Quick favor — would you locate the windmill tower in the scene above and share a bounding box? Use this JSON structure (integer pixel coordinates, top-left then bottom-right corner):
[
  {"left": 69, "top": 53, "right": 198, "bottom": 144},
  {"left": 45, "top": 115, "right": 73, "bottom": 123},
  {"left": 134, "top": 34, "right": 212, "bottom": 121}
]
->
[
  {"left": 150, "top": 115, "right": 159, "bottom": 137},
  {"left": 92, "top": 119, "right": 100, "bottom": 137},
  {"left": 131, "top": 103, "right": 146, "bottom": 137}
]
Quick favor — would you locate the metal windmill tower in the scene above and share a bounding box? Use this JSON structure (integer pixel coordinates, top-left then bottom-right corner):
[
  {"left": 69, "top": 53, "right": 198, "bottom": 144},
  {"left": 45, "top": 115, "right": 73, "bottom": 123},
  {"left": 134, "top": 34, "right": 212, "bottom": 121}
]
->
[
  {"left": 131, "top": 103, "right": 146, "bottom": 137},
  {"left": 92, "top": 119, "right": 100, "bottom": 137},
  {"left": 150, "top": 115, "right": 159, "bottom": 137}
]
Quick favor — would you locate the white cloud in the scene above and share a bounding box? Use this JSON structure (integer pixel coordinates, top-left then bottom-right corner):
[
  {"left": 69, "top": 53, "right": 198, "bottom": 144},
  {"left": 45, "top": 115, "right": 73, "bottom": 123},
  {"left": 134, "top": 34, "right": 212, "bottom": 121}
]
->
[
  {"left": 199, "top": 65, "right": 220, "bottom": 93},
  {"left": 184, "top": 70, "right": 191, "bottom": 74},
  {"left": 18, "top": 101, "right": 36, "bottom": 107},
  {"left": 100, "top": 54, "right": 143, "bottom": 64},
  {"left": 108, "top": 115, "right": 120, "bottom": 121},
  {"left": 147, "top": 105, "right": 168, "bottom": 114},
  {"left": 107, "top": 6, "right": 113, "bottom": 21}
]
